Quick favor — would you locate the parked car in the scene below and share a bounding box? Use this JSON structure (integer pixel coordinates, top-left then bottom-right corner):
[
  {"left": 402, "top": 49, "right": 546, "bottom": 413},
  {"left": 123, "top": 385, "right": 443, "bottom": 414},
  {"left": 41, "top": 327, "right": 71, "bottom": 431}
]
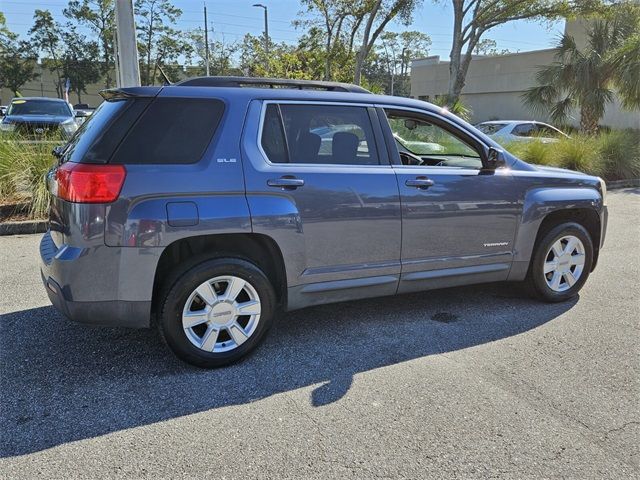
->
[
  {"left": 0, "top": 97, "right": 78, "bottom": 140},
  {"left": 40, "top": 77, "right": 607, "bottom": 368},
  {"left": 476, "top": 120, "right": 569, "bottom": 144}
]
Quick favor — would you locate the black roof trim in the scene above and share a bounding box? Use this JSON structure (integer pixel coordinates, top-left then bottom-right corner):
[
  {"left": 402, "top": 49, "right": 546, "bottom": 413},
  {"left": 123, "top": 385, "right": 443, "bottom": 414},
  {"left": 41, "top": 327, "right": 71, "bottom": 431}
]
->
[
  {"left": 175, "top": 76, "right": 371, "bottom": 93},
  {"left": 99, "top": 86, "right": 162, "bottom": 101}
]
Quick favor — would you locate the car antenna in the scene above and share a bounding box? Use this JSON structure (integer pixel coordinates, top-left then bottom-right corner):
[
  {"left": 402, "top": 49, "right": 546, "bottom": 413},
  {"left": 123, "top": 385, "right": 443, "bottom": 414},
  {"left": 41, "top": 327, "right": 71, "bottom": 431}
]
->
[{"left": 156, "top": 63, "right": 172, "bottom": 86}]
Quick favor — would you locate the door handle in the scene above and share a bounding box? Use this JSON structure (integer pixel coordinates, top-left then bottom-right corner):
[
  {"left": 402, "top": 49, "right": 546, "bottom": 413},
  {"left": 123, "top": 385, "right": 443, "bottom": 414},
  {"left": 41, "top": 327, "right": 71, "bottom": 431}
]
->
[
  {"left": 267, "top": 176, "right": 305, "bottom": 190},
  {"left": 405, "top": 176, "right": 434, "bottom": 190}
]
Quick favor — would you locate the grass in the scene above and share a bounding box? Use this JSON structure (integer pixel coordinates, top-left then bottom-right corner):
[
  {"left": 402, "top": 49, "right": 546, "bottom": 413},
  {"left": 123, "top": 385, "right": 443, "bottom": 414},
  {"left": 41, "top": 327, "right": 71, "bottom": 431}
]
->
[
  {"left": 503, "top": 130, "right": 640, "bottom": 179},
  {"left": 0, "top": 136, "right": 57, "bottom": 219}
]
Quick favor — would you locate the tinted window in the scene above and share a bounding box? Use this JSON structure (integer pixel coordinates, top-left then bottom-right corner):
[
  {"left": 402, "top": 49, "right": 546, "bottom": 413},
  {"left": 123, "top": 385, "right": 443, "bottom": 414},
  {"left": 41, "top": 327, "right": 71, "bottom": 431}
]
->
[
  {"left": 112, "top": 97, "right": 225, "bottom": 164},
  {"left": 261, "top": 104, "right": 288, "bottom": 164},
  {"left": 64, "top": 98, "right": 151, "bottom": 164},
  {"left": 261, "top": 103, "right": 379, "bottom": 165}
]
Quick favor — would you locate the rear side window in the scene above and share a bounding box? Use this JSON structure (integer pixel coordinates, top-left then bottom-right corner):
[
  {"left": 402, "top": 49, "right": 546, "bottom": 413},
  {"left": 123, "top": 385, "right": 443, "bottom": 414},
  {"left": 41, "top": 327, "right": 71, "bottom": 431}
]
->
[
  {"left": 111, "top": 97, "right": 225, "bottom": 164},
  {"left": 260, "top": 103, "right": 379, "bottom": 165},
  {"left": 64, "top": 99, "right": 149, "bottom": 164}
]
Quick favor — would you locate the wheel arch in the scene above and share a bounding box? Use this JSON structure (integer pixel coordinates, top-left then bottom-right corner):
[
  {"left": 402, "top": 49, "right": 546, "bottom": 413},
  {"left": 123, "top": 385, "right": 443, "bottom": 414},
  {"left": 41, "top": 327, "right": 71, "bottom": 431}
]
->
[
  {"left": 151, "top": 233, "right": 288, "bottom": 318},
  {"left": 509, "top": 187, "right": 604, "bottom": 280}
]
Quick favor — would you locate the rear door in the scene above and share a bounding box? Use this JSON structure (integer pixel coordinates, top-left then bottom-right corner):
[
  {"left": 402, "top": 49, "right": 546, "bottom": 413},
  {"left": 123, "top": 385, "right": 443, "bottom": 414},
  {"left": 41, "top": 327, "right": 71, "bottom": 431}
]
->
[
  {"left": 379, "top": 107, "right": 521, "bottom": 293},
  {"left": 242, "top": 100, "right": 402, "bottom": 296}
]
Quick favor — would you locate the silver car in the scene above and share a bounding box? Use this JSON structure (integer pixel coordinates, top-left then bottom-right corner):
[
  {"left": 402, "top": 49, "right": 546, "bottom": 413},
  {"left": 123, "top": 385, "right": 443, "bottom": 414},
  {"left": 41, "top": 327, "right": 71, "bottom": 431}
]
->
[{"left": 476, "top": 121, "right": 569, "bottom": 144}]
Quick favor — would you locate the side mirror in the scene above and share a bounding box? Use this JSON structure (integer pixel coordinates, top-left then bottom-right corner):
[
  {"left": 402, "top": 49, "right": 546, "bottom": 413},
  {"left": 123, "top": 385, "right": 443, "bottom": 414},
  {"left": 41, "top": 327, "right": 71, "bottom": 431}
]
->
[{"left": 486, "top": 147, "right": 506, "bottom": 170}]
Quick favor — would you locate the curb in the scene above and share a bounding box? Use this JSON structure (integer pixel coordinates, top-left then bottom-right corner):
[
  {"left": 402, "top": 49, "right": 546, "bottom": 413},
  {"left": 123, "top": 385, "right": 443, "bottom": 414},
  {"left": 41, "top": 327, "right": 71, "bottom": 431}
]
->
[
  {"left": 606, "top": 179, "right": 640, "bottom": 190},
  {"left": 0, "top": 220, "right": 48, "bottom": 236}
]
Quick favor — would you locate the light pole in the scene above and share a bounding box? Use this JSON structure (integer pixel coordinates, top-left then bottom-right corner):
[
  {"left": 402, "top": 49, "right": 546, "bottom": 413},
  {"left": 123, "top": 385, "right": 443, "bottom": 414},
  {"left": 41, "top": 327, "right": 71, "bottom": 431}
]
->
[{"left": 252, "top": 3, "right": 269, "bottom": 75}]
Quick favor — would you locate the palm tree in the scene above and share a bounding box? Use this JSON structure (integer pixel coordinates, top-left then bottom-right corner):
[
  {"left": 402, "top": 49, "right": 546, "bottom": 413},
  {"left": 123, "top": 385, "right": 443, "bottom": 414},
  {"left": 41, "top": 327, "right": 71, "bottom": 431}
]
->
[{"left": 523, "top": 13, "right": 638, "bottom": 134}]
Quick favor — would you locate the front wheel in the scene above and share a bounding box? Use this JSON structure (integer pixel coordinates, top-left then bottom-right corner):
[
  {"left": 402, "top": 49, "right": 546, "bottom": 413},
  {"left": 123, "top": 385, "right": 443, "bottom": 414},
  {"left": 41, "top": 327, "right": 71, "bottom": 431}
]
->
[
  {"left": 158, "top": 257, "right": 276, "bottom": 368},
  {"left": 525, "top": 222, "right": 594, "bottom": 302}
]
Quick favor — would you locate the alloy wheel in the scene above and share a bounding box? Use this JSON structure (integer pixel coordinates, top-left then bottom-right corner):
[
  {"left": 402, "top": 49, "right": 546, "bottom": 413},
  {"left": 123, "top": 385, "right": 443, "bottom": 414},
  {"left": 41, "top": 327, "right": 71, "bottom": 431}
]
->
[
  {"left": 182, "top": 275, "right": 262, "bottom": 353},
  {"left": 543, "top": 235, "right": 586, "bottom": 292}
]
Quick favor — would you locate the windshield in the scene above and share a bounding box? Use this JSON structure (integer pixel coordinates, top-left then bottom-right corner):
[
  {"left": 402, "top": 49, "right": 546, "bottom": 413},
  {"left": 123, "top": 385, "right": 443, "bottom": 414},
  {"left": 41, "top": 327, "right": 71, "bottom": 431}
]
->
[
  {"left": 476, "top": 123, "right": 508, "bottom": 134},
  {"left": 7, "top": 99, "right": 72, "bottom": 117}
]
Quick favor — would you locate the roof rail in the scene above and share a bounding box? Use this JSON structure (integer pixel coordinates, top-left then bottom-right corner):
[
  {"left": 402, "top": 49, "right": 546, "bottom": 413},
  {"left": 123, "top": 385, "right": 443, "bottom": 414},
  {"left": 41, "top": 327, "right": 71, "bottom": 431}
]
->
[{"left": 175, "top": 76, "right": 371, "bottom": 94}]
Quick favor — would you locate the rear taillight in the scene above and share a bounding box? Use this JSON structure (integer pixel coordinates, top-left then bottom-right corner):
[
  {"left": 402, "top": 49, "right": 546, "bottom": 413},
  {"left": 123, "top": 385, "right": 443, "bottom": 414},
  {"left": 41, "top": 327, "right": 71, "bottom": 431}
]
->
[{"left": 55, "top": 163, "right": 126, "bottom": 203}]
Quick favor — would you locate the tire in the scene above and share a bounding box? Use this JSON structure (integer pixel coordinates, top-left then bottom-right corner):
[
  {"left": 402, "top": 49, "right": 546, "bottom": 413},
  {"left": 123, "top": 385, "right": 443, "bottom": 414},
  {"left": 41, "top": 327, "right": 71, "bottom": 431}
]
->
[
  {"left": 158, "top": 257, "right": 276, "bottom": 368},
  {"left": 525, "top": 222, "right": 594, "bottom": 302}
]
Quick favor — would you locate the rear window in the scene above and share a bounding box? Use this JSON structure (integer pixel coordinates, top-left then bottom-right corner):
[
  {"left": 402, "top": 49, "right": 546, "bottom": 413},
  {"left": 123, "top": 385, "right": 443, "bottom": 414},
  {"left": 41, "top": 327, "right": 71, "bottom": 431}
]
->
[{"left": 111, "top": 97, "right": 225, "bottom": 164}]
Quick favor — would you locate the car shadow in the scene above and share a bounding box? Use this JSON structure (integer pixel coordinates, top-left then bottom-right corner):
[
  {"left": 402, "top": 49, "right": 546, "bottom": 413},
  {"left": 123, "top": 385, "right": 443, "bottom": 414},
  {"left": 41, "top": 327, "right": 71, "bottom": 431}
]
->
[{"left": 0, "top": 282, "right": 576, "bottom": 457}]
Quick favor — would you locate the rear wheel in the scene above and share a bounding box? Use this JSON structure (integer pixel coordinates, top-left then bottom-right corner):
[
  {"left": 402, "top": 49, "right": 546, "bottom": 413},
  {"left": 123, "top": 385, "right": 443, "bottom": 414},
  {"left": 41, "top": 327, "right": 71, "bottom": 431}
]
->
[
  {"left": 158, "top": 257, "right": 276, "bottom": 368},
  {"left": 525, "top": 222, "right": 594, "bottom": 302}
]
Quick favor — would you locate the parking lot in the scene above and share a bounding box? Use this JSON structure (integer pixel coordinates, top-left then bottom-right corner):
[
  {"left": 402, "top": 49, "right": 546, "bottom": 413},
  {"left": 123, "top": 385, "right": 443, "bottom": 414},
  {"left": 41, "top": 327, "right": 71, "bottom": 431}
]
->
[{"left": 0, "top": 188, "right": 638, "bottom": 478}]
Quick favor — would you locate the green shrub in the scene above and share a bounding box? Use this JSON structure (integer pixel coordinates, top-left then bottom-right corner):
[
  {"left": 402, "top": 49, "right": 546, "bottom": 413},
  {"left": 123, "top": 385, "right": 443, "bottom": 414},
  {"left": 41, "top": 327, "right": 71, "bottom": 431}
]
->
[
  {"left": 504, "top": 140, "right": 555, "bottom": 166},
  {"left": 504, "top": 130, "right": 640, "bottom": 180},
  {"left": 0, "top": 136, "right": 56, "bottom": 218},
  {"left": 552, "top": 135, "right": 604, "bottom": 176},
  {"left": 597, "top": 129, "right": 640, "bottom": 180}
]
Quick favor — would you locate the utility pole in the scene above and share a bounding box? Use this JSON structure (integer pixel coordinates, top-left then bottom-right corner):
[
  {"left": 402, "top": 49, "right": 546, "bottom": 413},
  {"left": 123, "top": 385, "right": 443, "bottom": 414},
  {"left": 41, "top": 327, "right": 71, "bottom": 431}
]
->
[
  {"left": 114, "top": 0, "right": 140, "bottom": 87},
  {"left": 204, "top": 3, "right": 210, "bottom": 76},
  {"left": 253, "top": 4, "right": 269, "bottom": 74}
]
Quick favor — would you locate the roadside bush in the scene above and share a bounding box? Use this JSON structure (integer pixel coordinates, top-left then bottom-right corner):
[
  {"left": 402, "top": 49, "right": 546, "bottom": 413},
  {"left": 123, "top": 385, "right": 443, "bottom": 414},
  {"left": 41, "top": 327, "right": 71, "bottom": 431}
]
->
[
  {"left": 552, "top": 135, "right": 603, "bottom": 176},
  {"left": 503, "top": 129, "right": 640, "bottom": 180},
  {"left": 598, "top": 129, "right": 640, "bottom": 180},
  {"left": 0, "top": 137, "right": 56, "bottom": 218}
]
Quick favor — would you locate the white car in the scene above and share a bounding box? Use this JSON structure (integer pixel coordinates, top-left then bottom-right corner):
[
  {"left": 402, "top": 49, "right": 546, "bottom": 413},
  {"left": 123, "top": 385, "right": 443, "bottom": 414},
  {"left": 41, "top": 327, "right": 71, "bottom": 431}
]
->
[{"left": 476, "top": 121, "right": 569, "bottom": 144}]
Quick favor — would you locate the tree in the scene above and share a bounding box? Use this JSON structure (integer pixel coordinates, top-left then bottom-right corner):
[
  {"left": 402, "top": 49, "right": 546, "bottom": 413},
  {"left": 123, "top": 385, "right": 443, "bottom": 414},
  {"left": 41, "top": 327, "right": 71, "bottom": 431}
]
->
[
  {"left": 297, "top": 0, "right": 362, "bottom": 80},
  {"left": 188, "top": 29, "right": 240, "bottom": 77},
  {"left": 29, "top": 10, "right": 64, "bottom": 97},
  {"left": 60, "top": 26, "right": 101, "bottom": 103},
  {"left": 472, "top": 38, "right": 512, "bottom": 56},
  {"left": 135, "top": 0, "right": 190, "bottom": 85},
  {"left": 523, "top": 7, "right": 639, "bottom": 133},
  {"left": 0, "top": 14, "right": 39, "bottom": 96},
  {"left": 375, "top": 30, "right": 431, "bottom": 95},
  {"left": 353, "top": 0, "right": 421, "bottom": 85},
  {"left": 63, "top": 0, "right": 115, "bottom": 88},
  {"left": 443, "top": 0, "right": 577, "bottom": 104}
]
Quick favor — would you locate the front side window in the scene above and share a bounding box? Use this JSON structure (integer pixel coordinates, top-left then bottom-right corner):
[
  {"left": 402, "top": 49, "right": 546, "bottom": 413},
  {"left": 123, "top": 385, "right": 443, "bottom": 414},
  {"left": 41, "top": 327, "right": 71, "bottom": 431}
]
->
[
  {"left": 260, "top": 103, "right": 379, "bottom": 165},
  {"left": 386, "top": 112, "right": 482, "bottom": 169}
]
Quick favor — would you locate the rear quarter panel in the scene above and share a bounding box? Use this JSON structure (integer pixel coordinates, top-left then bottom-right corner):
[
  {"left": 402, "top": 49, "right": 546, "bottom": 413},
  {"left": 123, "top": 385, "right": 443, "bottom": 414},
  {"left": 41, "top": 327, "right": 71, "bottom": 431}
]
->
[{"left": 103, "top": 88, "right": 252, "bottom": 301}]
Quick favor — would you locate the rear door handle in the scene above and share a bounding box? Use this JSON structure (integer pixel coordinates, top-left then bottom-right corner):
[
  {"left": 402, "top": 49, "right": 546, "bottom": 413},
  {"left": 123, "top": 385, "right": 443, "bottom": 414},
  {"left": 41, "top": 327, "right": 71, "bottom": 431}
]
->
[
  {"left": 267, "top": 177, "right": 305, "bottom": 190},
  {"left": 405, "top": 177, "right": 434, "bottom": 189}
]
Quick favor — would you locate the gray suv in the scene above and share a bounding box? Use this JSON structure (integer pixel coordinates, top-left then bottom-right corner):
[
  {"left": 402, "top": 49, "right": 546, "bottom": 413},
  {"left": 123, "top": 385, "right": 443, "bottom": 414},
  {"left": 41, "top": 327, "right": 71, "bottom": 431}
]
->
[{"left": 40, "top": 77, "right": 608, "bottom": 368}]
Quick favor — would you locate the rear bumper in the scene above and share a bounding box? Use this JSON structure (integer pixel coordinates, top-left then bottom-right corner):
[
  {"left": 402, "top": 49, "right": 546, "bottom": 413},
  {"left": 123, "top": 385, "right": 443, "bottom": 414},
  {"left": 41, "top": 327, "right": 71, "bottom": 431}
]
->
[{"left": 39, "top": 230, "right": 151, "bottom": 328}]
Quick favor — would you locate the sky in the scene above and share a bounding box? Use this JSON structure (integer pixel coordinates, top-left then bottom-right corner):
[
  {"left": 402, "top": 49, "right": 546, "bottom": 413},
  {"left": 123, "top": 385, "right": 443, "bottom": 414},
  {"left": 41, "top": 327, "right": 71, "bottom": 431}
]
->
[{"left": 1, "top": 0, "right": 565, "bottom": 60}]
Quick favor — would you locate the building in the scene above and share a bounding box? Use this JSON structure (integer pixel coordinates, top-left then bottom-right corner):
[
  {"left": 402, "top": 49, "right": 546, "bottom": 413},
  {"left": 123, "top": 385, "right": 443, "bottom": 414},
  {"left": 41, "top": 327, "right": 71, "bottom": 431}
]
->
[{"left": 410, "top": 20, "right": 640, "bottom": 129}]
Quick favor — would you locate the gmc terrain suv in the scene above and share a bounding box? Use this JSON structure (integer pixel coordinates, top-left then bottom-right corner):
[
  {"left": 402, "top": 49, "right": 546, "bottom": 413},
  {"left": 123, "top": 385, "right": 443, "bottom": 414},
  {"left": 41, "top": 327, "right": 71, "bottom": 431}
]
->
[{"left": 40, "top": 77, "right": 607, "bottom": 368}]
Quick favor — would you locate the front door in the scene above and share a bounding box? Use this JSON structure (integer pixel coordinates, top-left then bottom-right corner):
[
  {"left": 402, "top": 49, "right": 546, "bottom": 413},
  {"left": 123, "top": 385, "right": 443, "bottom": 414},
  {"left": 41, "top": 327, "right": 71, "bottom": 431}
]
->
[
  {"left": 243, "top": 101, "right": 402, "bottom": 299},
  {"left": 380, "top": 108, "right": 521, "bottom": 293}
]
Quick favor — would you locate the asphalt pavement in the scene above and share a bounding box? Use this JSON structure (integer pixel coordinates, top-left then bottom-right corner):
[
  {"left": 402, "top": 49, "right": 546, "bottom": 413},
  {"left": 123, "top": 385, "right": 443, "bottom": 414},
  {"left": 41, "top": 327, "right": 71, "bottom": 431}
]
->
[{"left": 1, "top": 189, "right": 638, "bottom": 479}]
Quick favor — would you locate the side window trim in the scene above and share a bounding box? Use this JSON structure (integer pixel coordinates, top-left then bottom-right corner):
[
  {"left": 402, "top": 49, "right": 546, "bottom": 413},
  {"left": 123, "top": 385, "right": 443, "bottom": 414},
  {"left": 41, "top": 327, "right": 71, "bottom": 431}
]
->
[
  {"left": 258, "top": 100, "right": 388, "bottom": 168},
  {"left": 375, "top": 105, "right": 490, "bottom": 169}
]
